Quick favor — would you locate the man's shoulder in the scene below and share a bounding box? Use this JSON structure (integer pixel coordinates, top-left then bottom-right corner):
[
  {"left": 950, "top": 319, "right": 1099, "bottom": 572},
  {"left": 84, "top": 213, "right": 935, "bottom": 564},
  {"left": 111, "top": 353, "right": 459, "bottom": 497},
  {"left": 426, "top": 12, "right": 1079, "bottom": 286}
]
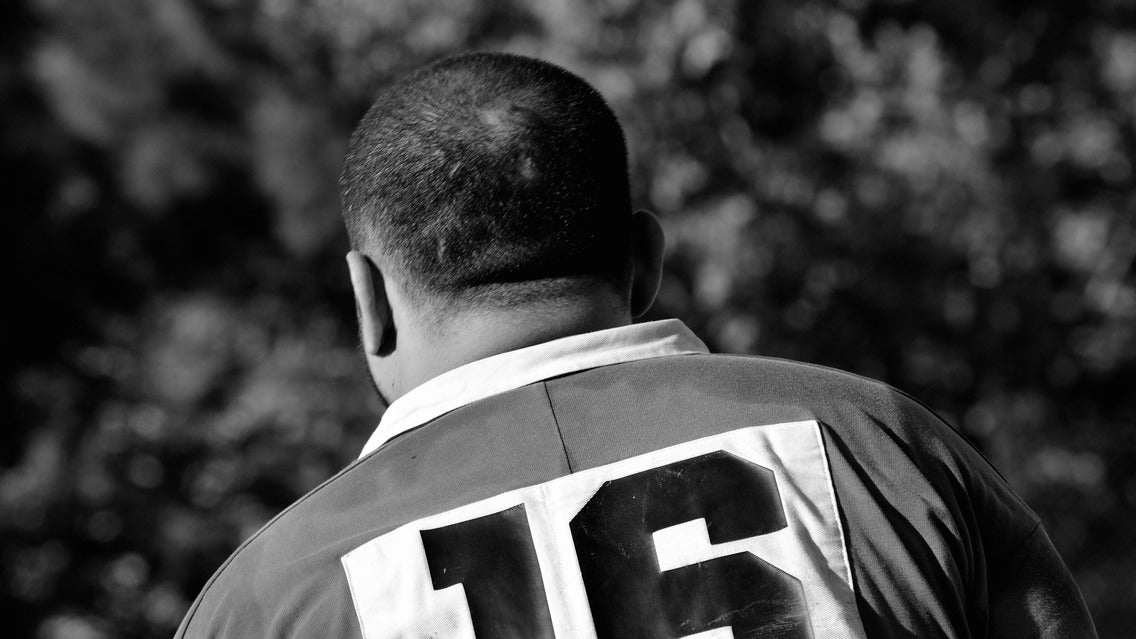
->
[
  {"left": 657, "top": 352, "right": 972, "bottom": 462},
  {"left": 585, "top": 353, "right": 1040, "bottom": 638},
  {"left": 571, "top": 350, "right": 933, "bottom": 421},
  {"left": 176, "top": 417, "right": 497, "bottom": 637},
  {"left": 540, "top": 350, "right": 966, "bottom": 479},
  {"left": 177, "top": 383, "right": 577, "bottom": 637},
  {"left": 174, "top": 456, "right": 387, "bottom": 638}
]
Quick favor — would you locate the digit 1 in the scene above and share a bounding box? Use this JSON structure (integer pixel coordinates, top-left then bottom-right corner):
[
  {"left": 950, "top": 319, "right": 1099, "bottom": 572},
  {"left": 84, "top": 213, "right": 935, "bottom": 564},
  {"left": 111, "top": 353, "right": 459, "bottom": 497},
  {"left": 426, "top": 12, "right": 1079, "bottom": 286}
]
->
[
  {"left": 569, "top": 451, "right": 812, "bottom": 638},
  {"left": 420, "top": 504, "right": 555, "bottom": 638}
]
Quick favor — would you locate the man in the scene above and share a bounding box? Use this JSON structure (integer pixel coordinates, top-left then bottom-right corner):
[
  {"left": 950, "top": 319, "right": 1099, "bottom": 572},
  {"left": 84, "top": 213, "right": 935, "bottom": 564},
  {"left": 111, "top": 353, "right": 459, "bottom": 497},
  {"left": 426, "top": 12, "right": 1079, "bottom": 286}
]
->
[{"left": 176, "top": 52, "right": 1096, "bottom": 638}]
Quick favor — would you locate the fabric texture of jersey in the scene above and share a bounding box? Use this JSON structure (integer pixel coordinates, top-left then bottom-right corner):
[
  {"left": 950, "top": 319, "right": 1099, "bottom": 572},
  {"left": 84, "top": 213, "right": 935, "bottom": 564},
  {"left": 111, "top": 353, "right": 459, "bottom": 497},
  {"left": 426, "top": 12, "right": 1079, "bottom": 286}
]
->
[{"left": 175, "top": 321, "right": 1040, "bottom": 639}]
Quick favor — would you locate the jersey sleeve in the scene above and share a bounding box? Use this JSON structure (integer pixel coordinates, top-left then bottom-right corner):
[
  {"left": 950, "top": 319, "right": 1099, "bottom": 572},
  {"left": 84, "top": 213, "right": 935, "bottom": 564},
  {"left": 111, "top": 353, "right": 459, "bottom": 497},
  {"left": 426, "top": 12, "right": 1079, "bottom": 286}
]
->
[
  {"left": 986, "top": 518, "right": 1098, "bottom": 637},
  {"left": 885, "top": 387, "right": 1046, "bottom": 625},
  {"left": 818, "top": 376, "right": 1045, "bottom": 637},
  {"left": 909, "top": 392, "right": 1042, "bottom": 563}
]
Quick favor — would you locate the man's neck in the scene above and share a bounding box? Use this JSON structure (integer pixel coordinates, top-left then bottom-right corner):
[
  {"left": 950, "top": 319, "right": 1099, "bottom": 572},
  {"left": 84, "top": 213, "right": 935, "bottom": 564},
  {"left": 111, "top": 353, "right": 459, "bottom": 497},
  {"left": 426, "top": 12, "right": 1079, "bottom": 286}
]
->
[{"left": 391, "top": 292, "right": 632, "bottom": 399}]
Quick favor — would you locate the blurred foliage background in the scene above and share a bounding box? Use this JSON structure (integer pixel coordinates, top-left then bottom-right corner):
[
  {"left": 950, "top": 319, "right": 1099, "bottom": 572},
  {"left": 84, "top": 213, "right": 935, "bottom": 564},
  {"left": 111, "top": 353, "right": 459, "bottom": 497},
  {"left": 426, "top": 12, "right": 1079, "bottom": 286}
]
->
[{"left": 2, "top": 0, "right": 1133, "bottom": 637}]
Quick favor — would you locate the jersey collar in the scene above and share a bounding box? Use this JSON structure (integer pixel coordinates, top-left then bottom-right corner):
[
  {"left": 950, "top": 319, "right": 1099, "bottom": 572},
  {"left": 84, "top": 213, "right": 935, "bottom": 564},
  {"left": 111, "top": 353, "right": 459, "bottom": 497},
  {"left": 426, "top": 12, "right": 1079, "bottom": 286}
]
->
[{"left": 358, "top": 319, "right": 709, "bottom": 457}]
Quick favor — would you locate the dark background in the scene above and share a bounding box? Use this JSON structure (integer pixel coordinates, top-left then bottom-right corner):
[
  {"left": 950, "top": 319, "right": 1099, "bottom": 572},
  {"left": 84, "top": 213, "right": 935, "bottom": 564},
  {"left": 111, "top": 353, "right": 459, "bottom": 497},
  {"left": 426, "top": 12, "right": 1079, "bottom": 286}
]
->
[{"left": 2, "top": 0, "right": 1133, "bottom": 637}]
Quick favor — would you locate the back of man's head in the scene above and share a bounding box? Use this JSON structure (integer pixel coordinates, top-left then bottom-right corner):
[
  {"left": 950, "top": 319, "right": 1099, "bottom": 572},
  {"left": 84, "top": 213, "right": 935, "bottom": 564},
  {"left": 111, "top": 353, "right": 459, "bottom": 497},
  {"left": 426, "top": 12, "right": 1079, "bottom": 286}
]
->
[{"left": 340, "top": 52, "right": 633, "bottom": 313}]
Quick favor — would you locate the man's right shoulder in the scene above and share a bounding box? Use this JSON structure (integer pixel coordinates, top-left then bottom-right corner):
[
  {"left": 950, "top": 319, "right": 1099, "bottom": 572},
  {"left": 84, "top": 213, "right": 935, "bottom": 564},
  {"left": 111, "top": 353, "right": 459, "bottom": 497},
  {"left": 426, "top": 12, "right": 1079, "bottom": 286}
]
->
[
  {"left": 173, "top": 450, "right": 400, "bottom": 638},
  {"left": 176, "top": 382, "right": 575, "bottom": 638}
]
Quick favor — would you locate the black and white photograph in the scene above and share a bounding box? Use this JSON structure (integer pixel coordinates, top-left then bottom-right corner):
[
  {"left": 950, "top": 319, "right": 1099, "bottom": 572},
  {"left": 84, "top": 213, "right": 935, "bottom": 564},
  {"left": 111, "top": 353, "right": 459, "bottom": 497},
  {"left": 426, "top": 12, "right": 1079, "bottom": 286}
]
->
[{"left": 2, "top": 0, "right": 1132, "bottom": 637}]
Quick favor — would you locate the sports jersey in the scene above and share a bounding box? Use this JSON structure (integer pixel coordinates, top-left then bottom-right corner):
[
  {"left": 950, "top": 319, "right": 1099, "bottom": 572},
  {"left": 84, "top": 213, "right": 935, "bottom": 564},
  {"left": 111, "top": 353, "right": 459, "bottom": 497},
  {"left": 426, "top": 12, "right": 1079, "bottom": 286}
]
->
[{"left": 175, "top": 320, "right": 1042, "bottom": 638}]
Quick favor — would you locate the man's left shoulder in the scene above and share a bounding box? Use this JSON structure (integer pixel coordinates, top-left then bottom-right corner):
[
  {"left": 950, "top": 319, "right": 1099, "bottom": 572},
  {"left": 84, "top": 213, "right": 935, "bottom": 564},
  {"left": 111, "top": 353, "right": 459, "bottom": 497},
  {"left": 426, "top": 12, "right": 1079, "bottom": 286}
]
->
[{"left": 587, "top": 351, "right": 933, "bottom": 418}]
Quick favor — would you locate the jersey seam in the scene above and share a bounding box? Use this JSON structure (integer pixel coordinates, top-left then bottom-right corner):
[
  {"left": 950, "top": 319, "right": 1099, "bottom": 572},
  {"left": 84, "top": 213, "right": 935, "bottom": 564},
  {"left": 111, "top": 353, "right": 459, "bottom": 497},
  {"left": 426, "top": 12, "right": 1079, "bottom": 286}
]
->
[
  {"left": 812, "top": 422, "right": 859, "bottom": 599},
  {"left": 541, "top": 381, "right": 575, "bottom": 473},
  {"left": 1005, "top": 519, "right": 1043, "bottom": 562}
]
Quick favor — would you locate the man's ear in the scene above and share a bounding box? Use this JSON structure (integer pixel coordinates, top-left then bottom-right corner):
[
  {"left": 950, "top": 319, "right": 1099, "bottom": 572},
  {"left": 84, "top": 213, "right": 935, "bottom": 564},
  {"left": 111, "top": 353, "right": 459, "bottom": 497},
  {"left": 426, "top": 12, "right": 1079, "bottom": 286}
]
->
[
  {"left": 629, "top": 209, "right": 665, "bottom": 319},
  {"left": 346, "top": 251, "right": 393, "bottom": 356}
]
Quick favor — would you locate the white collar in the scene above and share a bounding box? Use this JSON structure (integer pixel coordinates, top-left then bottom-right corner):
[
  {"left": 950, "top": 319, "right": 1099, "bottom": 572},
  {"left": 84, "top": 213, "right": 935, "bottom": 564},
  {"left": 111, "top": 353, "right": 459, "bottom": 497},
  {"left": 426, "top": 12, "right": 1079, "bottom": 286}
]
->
[{"left": 358, "top": 319, "right": 709, "bottom": 457}]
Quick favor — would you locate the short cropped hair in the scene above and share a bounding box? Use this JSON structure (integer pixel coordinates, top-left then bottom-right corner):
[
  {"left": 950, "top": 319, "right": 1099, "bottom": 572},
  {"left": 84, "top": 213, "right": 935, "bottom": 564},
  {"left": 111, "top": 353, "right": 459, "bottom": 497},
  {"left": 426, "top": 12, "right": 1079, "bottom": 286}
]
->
[{"left": 340, "top": 52, "right": 633, "bottom": 310}]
